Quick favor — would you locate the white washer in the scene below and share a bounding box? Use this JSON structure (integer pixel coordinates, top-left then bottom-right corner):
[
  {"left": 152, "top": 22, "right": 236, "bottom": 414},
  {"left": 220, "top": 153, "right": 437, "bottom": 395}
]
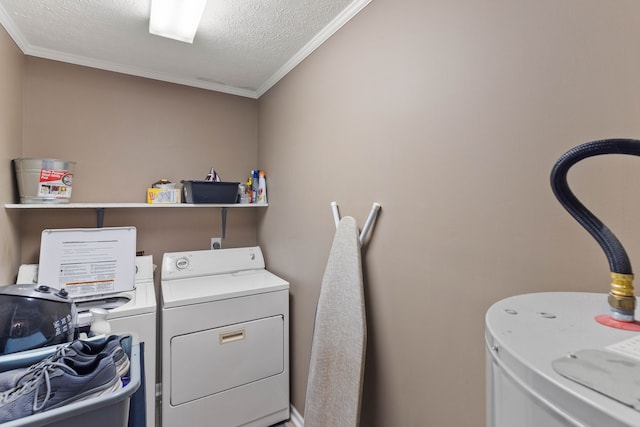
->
[
  {"left": 486, "top": 292, "right": 640, "bottom": 427},
  {"left": 161, "top": 246, "right": 289, "bottom": 427},
  {"left": 17, "top": 255, "right": 158, "bottom": 427}
]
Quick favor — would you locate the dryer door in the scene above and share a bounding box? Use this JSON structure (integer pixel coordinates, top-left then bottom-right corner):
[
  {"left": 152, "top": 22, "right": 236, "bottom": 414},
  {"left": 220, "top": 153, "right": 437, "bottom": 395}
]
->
[{"left": 170, "top": 315, "right": 284, "bottom": 406}]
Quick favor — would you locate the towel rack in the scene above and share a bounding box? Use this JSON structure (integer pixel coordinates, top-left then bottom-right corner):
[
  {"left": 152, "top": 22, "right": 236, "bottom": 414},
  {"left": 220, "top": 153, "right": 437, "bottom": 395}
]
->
[{"left": 331, "top": 201, "right": 381, "bottom": 245}]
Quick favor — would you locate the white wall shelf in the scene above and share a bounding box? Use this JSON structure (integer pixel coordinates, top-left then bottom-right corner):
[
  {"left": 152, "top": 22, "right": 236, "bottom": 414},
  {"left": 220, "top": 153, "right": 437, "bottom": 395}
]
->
[
  {"left": 4, "top": 203, "right": 267, "bottom": 209},
  {"left": 5, "top": 202, "right": 268, "bottom": 236}
]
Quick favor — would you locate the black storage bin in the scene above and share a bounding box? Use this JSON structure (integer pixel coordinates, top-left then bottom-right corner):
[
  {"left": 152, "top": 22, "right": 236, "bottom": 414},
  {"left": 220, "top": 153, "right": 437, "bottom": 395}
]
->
[{"left": 181, "top": 181, "right": 239, "bottom": 204}]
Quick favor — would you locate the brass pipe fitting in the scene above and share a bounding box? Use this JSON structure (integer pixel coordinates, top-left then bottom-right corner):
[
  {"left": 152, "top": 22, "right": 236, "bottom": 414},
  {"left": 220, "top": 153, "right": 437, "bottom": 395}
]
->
[{"left": 608, "top": 272, "right": 635, "bottom": 314}]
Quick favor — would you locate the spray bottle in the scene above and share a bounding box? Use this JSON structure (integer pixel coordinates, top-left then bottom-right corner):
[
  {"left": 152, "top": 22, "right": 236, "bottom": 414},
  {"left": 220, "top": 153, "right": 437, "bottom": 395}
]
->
[
  {"left": 251, "top": 170, "right": 259, "bottom": 204},
  {"left": 257, "top": 170, "right": 267, "bottom": 204},
  {"left": 246, "top": 176, "right": 253, "bottom": 203}
]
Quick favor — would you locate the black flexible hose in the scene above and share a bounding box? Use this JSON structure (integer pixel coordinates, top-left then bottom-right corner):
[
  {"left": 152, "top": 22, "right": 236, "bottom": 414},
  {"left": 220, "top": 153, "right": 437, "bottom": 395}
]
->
[{"left": 550, "top": 138, "right": 640, "bottom": 275}]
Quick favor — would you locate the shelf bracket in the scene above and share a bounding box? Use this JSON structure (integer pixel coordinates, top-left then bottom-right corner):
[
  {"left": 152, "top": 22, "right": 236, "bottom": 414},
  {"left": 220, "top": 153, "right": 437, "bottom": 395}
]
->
[
  {"left": 96, "top": 208, "right": 105, "bottom": 228},
  {"left": 91, "top": 205, "right": 229, "bottom": 232},
  {"left": 221, "top": 207, "right": 227, "bottom": 240}
]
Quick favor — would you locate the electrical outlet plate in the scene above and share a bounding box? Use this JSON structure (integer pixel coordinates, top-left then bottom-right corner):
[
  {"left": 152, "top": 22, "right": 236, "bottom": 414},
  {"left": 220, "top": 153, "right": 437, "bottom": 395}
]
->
[{"left": 211, "top": 237, "right": 222, "bottom": 250}]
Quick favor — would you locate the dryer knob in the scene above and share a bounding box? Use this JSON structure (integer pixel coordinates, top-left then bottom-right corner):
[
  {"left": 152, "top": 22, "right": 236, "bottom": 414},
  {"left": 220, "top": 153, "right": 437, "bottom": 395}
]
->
[{"left": 176, "top": 257, "right": 189, "bottom": 270}]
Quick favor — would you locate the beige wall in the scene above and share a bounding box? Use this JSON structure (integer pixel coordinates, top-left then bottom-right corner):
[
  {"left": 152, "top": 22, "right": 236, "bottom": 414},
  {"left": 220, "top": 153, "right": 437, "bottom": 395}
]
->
[
  {"left": 20, "top": 57, "right": 260, "bottom": 268},
  {"left": 258, "top": 0, "right": 640, "bottom": 425},
  {"left": 4, "top": 1, "right": 640, "bottom": 426},
  {"left": 0, "top": 26, "right": 23, "bottom": 283}
]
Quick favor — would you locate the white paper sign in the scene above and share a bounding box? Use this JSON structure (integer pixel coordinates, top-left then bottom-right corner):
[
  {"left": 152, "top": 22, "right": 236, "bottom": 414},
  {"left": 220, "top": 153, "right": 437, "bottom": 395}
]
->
[{"left": 38, "top": 227, "right": 136, "bottom": 298}]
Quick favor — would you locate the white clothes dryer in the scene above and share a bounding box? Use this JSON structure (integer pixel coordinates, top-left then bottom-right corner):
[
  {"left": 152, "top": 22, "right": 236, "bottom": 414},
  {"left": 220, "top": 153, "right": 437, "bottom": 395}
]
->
[
  {"left": 17, "top": 255, "right": 158, "bottom": 427},
  {"left": 161, "top": 246, "right": 289, "bottom": 427}
]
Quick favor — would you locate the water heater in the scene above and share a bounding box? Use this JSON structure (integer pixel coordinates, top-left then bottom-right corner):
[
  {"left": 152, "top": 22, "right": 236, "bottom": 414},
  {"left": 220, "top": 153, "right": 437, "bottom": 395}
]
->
[
  {"left": 487, "top": 139, "right": 640, "bottom": 426},
  {"left": 486, "top": 292, "right": 640, "bottom": 426}
]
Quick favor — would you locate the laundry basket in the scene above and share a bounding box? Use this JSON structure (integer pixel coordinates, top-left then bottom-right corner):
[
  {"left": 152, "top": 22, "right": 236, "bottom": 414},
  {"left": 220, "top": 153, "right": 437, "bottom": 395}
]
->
[{"left": 0, "top": 334, "right": 141, "bottom": 427}]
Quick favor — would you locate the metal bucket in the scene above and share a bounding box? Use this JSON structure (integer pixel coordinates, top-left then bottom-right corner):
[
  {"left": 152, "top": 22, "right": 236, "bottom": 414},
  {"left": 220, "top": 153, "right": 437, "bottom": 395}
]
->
[{"left": 13, "top": 158, "right": 76, "bottom": 204}]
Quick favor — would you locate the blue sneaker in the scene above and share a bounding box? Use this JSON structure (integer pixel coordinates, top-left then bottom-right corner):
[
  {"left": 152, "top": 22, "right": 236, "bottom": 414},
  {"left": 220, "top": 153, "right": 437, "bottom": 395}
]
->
[
  {"left": 0, "top": 353, "right": 121, "bottom": 422},
  {"left": 70, "top": 335, "right": 130, "bottom": 378},
  {"left": 0, "top": 335, "right": 129, "bottom": 392}
]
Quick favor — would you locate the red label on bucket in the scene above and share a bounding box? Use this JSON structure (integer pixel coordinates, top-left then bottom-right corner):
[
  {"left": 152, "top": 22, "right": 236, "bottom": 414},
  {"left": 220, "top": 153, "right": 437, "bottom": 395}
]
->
[
  {"left": 37, "top": 169, "right": 73, "bottom": 198},
  {"left": 40, "top": 169, "right": 68, "bottom": 182}
]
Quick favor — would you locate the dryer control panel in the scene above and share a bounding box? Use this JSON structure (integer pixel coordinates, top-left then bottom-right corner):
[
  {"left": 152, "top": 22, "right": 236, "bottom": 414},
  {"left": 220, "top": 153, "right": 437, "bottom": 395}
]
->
[{"left": 162, "top": 246, "right": 266, "bottom": 281}]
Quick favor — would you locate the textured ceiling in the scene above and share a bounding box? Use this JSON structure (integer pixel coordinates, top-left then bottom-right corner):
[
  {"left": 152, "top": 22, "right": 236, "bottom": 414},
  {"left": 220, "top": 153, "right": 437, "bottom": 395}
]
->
[{"left": 0, "top": 0, "right": 371, "bottom": 98}]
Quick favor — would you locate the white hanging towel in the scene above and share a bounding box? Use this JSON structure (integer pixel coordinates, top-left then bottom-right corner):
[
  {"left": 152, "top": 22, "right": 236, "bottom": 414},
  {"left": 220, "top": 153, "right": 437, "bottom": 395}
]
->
[{"left": 304, "top": 216, "right": 366, "bottom": 427}]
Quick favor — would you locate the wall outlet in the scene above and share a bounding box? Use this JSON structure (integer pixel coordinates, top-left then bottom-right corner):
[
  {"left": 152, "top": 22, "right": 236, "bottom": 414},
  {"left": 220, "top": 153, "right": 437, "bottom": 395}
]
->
[{"left": 211, "top": 237, "right": 222, "bottom": 250}]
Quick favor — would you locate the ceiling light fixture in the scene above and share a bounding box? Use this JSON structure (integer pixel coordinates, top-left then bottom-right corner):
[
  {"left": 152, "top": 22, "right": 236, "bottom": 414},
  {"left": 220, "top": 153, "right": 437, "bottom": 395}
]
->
[{"left": 149, "top": 0, "right": 207, "bottom": 44}]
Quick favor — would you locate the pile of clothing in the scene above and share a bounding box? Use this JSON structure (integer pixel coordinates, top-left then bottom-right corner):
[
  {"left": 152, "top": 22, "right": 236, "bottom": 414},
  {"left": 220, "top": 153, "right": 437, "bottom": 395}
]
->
[{"left": 0, "top": 334, "right": 129, "bottom": 422}]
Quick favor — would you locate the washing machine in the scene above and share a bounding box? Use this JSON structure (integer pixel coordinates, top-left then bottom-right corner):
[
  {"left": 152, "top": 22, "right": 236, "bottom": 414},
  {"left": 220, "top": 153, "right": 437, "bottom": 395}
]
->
[
  {"left": 18, "top": 229, "right": 158, "bottom": 427},
  {"left": 161, "top": 246, "right": 289, "bottom": 427},
  {"left": 486, "top": 292, "right": 640, "bottom": 427}
]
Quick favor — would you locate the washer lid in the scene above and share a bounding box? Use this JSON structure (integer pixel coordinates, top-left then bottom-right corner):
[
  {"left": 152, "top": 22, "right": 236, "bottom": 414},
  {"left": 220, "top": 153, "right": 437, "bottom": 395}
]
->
[
  {"left": 486, "top": 292, "right": 640, "bottom": 426},
  {"left": 38, "top": 227, "right": 137, "bottom": 298},
  {"left": 161, "top": 269, "right": 289, "bottom": 308}
]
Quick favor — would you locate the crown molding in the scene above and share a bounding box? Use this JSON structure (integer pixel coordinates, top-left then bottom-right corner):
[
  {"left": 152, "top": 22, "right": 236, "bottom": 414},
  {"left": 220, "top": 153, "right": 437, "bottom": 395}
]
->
[{"left": 256, "top": 0, "right": 372, "bottom": 98}]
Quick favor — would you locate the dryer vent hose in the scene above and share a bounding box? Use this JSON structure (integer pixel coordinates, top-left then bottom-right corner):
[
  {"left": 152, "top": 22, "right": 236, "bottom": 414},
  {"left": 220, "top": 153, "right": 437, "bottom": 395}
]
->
[{"left": 550, "top": 138, "right": 640, "bottom": 322}]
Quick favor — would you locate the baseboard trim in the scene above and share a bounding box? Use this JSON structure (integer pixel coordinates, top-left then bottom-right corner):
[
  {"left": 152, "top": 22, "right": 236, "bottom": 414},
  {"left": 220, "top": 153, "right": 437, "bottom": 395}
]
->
[{"left": 290, "top": 404, "right": 304, "bottom": 427}]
